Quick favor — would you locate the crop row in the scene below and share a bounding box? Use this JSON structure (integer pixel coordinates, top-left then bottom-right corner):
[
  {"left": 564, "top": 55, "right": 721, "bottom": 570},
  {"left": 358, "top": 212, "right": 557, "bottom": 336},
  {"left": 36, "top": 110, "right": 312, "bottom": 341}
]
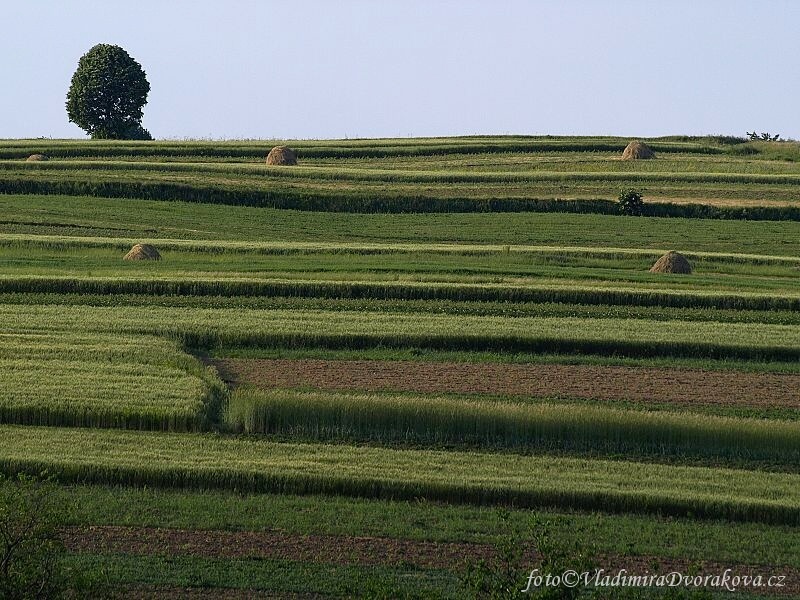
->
[
  {"left": 0, "top": 360, "right": 207, "bottom": 430},
  {"left": 3, "top": 238, "right": 797, "bottom": 296},
  {"left": 0, "top": 332, "right": 221, "bottom": 430},
  {"left": 4, "top": 235, "right": 800, "bottom": 288},
  {"left": 7, "top": 160, "right": 800, "bottom": 199},
  {"left": 5, "top": 293, "right": 800, "bottom": 326},
  {"left": 3, "top": 305, "right": 799, "bottom": 360},
  {"left": 2, "top": 174, "right": 799, "bottom": 218},
  {"left": 13, "top": 160, "right": 800, "bottom": 187},
  {"left": 0, "top": 137, "right": 723, "bottom": 160},
  {"left": 11, "top": 167, "right": 792, "bottom": 208},
  {"left": 1, "top": 425, "right": 798, "bottom": 524},
  {"left": 355, "top": 153, "right": 800, "bottom": 175},
  {"left": 6, "top": 233, "right": 799, "bottom": 265},
  {"left": 225, "top": 388, "right": 800, "bottom": 466},
  {"left": 2, "top": 276, "right": 797, "bottom": 311}
]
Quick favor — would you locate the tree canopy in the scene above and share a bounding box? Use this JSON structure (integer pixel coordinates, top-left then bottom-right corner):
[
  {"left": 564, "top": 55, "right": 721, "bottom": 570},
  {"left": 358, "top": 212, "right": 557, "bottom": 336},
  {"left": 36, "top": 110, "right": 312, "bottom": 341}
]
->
[{"left": 66, "top": 43, "right": 151, "bottom": 140}]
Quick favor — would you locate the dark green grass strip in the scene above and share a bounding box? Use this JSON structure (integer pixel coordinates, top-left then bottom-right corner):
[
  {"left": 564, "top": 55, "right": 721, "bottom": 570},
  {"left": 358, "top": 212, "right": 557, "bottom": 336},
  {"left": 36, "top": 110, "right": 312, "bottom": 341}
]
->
[
  {"left": 209, "top": 346, "right": 800, "bottom": 375},
  {"left": 4, "top": 293, "right": 800, "bottom": 327},
  {"left": 0, "top": 175, "right": 619, "bottom": 214},
  {"left": 224, "top": 388, "right": 800, "bottom": 467},
  {"left": 1, "top": 425, "right": 799, "bottom": 525},
  {"left": 3, "top": 176, "right": 800, "bottom": 219},
  {"left": 183, "top": 332, "right": 800, "bottom": 362}
]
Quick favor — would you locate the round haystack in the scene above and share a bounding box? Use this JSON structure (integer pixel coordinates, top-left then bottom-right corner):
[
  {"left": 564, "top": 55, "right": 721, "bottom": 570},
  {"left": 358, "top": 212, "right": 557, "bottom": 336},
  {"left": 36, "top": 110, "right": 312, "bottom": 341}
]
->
[
  {"left": 123, "top": 243, "right": 161, "bottom": 261},
  {"left": 26, "top": 154, "right": 49, "bottom": 161},
  {"left": 649, "top": 251, "right": 692, "bottom": 274},
  {"left": 266, "top": 145, "right": 297, "bottom": 166},
  {"left": 621, "top": 140, "right": 655, "bottom": 160}
]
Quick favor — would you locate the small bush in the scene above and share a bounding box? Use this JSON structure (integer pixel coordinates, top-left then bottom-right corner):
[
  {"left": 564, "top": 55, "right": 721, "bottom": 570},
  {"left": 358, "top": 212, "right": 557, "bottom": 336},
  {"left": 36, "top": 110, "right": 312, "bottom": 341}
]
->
[
  {"left": 0, "top": 474, "right": 68, "bottom": 599},
  {"left": 0, "top": 473, "right": 108, "bottom": 599},
  {"left": 460, "top": 511, "right": 596, "bottom": 599},
  {"left": 618, "top": 189, "right": 644, "bottom": 216}
]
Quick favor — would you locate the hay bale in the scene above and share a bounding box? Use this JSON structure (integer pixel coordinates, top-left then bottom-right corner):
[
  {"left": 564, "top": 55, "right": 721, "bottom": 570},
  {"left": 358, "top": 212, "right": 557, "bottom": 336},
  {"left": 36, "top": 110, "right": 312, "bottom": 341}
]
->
[
  {"left": 26, "top": 154, "right": 49, "bottom": 161},
  {"left": 621, "top": 140, "right": 655, "bottom": 160},
  {"left": 266, "top": 145, "right": 297, "bottom": 166},
  {"left": 650, "top": 251, "right": 692, "bottom": 274},
  {"left": 123, "top": 243, "right": 161, "bottom": 261}
]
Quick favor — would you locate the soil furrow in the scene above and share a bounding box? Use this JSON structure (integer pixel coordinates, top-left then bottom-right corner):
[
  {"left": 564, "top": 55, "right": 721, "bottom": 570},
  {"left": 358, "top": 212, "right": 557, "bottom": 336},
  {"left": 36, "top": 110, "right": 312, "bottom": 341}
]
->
[
  {"left": 118, "top": 585, "right": 312, "bottom": 599},
  {"left": 62, "top": 525, "right": 493, "bottom": 570}
]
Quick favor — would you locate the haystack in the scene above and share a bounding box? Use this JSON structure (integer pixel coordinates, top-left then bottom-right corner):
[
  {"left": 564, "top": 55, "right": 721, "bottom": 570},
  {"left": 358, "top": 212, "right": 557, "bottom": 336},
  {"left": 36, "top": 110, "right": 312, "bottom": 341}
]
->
[
  {"left": 649, "top": 251, "right": 692, "bottom": 274},
  {"left": 621, "top": 140, "right": 655, "bottom": 160},
  {"left": 26, "top": 154, "right": 49, "bottom": 161},
  {"left": 123, "top": 243, "right": 161, "bottom": 261},
  {"left": 266, "top": 145, "right": 297, "bottom": 166}
]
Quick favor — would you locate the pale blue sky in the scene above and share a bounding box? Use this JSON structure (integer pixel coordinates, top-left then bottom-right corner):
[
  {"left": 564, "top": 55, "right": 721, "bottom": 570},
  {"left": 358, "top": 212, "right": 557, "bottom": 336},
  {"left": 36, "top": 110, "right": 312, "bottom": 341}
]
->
[{"left": 3, "top": 1, "right": 798, "bottom": 140}]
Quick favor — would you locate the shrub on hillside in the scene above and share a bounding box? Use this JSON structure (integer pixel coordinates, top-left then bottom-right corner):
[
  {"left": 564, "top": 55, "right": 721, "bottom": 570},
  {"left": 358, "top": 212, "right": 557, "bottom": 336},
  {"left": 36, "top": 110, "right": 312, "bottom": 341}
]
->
[
  {"left": 618, "top": 189, "right": 644, "bottom": 216},
  {"left": 0, "top": 473, "right": 107, "bottom": 598}
]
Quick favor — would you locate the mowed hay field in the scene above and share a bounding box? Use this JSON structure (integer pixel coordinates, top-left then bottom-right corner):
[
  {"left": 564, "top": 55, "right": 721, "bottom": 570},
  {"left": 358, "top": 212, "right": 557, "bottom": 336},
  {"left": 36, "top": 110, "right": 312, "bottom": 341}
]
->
[{"left": 1, "top": 136, "right": 799, "bottom": 598}]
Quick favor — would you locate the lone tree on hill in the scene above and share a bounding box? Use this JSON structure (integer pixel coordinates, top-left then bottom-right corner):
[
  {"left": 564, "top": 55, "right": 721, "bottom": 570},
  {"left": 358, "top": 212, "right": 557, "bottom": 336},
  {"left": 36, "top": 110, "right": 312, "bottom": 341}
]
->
[{"left": 66, "top": 44, "right": 152, "bottom": 140}]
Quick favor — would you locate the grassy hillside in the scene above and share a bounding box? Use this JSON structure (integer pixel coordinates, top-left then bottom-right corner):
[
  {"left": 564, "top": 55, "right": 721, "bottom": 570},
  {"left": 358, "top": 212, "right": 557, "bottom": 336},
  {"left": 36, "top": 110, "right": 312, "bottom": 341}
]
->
[
  {"left": 1, "top": 136, "right": 798, "bottom": 597},
  {"left": 3, "top": 136, "right": 800, "bottom": 217}
]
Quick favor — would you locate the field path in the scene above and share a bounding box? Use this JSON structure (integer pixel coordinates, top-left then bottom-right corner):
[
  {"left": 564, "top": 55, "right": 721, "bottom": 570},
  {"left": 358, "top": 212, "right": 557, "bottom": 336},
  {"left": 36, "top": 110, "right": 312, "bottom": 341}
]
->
[{"left": 215, "top": 359, "right": 800, "bottom": 408}]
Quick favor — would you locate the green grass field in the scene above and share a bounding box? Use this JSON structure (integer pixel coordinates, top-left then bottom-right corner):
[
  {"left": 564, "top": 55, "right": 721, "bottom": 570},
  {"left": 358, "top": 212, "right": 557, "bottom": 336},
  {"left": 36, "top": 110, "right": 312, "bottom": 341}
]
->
[{"left": 1, "top": 136, "right": 798, "bottom": 598}]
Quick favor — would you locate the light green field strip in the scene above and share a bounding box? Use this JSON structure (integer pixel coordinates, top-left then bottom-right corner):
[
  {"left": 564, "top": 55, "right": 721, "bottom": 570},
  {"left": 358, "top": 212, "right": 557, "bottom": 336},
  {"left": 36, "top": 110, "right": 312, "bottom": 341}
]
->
[
  {"left": 6, "top": 164, "right": 800, "bottom": 210},
  {"left": 7, "top": 164, "right": 800, "bottom": 200},
  {"left": 4, "top": 237, "right": 799, "bottom": 301},
  {"left": 9, "top": 149, "right": 800, "bottom": 174},
  {"left": 0, "top": 135, "right": 736, "bottom": 155},
  {"left": 2, "top": 195, "right": 798, "bottom": 256},
  {"left": 1, "top": 233, "right": 799, "bottom": 263},
  {"left": 1, "top": 425, "right": 798, "bottom": 524},
  {"left": 2, "top": 305, "right": 798, "bottom": 359},
  {"left": 341, "top": 153, "right": 800, "bottom": 174},
  {"left": 11, "top": 159, "right": 800, "bottom": 185},
  {"left": 0, "top": 358, "right": 205, "bottom": 404},
  {"left": 0, "top": 332, "right": 215, "bottom": 430},
  {"left": 226, "top": 388, "right": 800, "bottom": 464},
  {"left": 0, "top": 331, "right": 193, "bottom": 365}
]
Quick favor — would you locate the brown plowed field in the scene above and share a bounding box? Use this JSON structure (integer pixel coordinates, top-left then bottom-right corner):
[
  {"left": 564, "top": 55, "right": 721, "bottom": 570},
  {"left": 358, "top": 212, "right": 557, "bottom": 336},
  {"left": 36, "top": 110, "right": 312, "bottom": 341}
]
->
[
  {"left": 214, "top": 359, "right": 800, "bottom": 408},
  {"left": 119, "top": 586, "right": 284, "bottom": 599},
  {"left": 63, "top": 525, "right": 494, "bottom": 570},
  {"left": 68, "top": 526, "right": 798, "bottom": 596}
]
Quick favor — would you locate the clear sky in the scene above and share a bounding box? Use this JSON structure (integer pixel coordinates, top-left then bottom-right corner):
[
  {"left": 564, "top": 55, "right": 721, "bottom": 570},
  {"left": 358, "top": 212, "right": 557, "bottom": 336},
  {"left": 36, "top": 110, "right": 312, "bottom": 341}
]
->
[{"left": 3, "top": 0, "right": 798, "bottom": 140}]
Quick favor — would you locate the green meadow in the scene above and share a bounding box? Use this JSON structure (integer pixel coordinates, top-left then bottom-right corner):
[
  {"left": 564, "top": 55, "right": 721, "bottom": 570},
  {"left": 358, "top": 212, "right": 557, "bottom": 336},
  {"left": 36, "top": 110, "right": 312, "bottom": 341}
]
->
[{"left": 1, "top": 136, "right": 798, "bottom": 597}]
